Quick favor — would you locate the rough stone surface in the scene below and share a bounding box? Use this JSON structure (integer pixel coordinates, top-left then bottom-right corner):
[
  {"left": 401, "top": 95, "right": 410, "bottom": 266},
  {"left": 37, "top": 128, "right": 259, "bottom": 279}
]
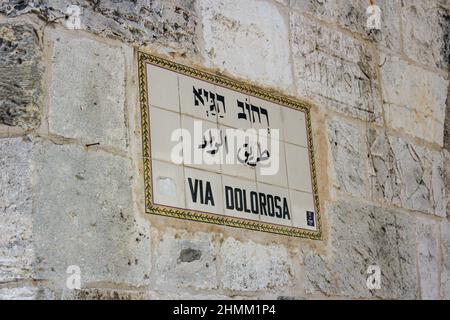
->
[
  {"left": 441, "top": 221, "right": 450, "bottom": 299},
  {"left": 380, "top": 54, "right": 449, "bottom": 146},
  {"left": 401, "top": 0, "right": 450, "bottom": 70},
  {"left": 291, "top": 0, "right": 402, "bottom": 53},
  {"left": 49, "top": 36, "right": 127, "bottom": 150},
  {"left": 445, "top": 150, "right": 450, "bottom": 217},
  {"left": 220, "top": 238, "right": 293, "bottom": 292},
  {"left": 0, "top": 138, "right": 34, "bottom": 283},
  {"left": 327, "top": 118, "right": 367, "bottom": 197},
  {"left": 152, "top": 229, "right": 218, "bottom": 290},
  {"left": 305, "top": 201, "right": 418, "bottom": 299},
  {"left": 445, "top": 88, "right": 450, "bottom": 151},
  {"left": 61, "top": 288, "right": 150, "bottom": 300},
  {"left": 416, "top": 217, "right": 440, "bottom": 300},
  {"left": 290, "top": 12, "right": 383, "bottom": 123},
  {"left": 0, "top": 23, "right": 42, "bottom": 129},
  {"left": 32, "top": 141, "right": 151, "bottom": 287},
  {"left": 0, "top": 0, "right": 199, "bottom": 53},
  {"left": 200, "top": 0, "right": 293, "bottom": 91},
  {"left": 0, "top": 286, "right": 54, "bottom": 300},
  {"left": 368, "top": 130, "right": 446, "bottom": 217}
]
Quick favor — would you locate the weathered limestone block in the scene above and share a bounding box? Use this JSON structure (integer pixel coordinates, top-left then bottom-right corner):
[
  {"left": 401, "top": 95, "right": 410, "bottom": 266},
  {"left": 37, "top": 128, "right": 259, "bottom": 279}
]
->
[
  {"left": 368, "top": 129, "right": 446, "bottom": 216},
  {"left": 200, "top": 0, "right": 293, "bottom": 91},
  {"left": 152, "top": 229, "right": 218, "bottom": 290},
  {"left": 291, "top": 0, "right": 401, "bottom": 53},
  {"left": 290, "top": 13, "right": 383, "bottom": 123},
  {"left": 402, "top": 0, "right": 449, "bottom": 70},
  {"left": 416, "top": 217, "right": 440, "bottom": 299},
  {"left": 32, "top": 141, "right": 151, "bottom": 287},
  {"left": 441, "top": 221, "right": 450, "bottom": 299},
  {"left": 0, "top": 286, "right": 54, "bottom": 300},
  {"left": 327, "top": 118, "right": 368, "bottom": 197},
  {"left": 0, "top": 138, "right": 34, "bottom": 283},
  {"left": 304, "top": 201, "right": 418, "bottom": 299},
  {"left": 219, "top": 238, "right": 293, "bottom": 292},
  {"left": 0, "top": 23, "right": 42, "bottom": 129},
  {"left": 0, "top": 0, "right": 199, "bottom": 52},
  {"left": 49, "top": 35, "right": 127, "bottom": 150},
  {"left": 380, "top": 54, "right": 449, "bottom": 146}
]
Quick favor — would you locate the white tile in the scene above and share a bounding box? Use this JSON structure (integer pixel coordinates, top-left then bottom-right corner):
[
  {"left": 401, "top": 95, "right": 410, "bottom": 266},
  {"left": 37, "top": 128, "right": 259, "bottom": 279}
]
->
[
  {"left": 184, "top": 167, "right": 224, "bottom": 215},
  {"left": 151, "top": 160, "right": 185, "bottom": 208},
  {"left": 285, "top": 143, "right": 313, "bottom": 192},
  {"left": 289, "top": 189, "right": 316, "bottom": 230},
  {"left": 256, "top": 137, "right": 288, "bottom": 188},
  {"left": 216, "top": 85, "right": 252, "bottom": 129},
  {"left": 249, "top": 96, "right": 284, "bottom": 141},
  {"left": 219, "top": 124, "right": 257, "bottom": 180},
  {"left": 146, "top": 64, "right": 179, "bottom": 112},
  {"left": 257, "top": 183, "right": 292, "bottom": 227},
  {"left": 179, "top": 74, "right": 217, "bottom": 122},
  {"left": 149, "top": 106, "right": 182, "bottom": 163},
  {"left": 222, "top": 175, "right": 259, "bottom": 221},
  {"left": 281, "top": 106, "right": 308, "bottom": 147},
  {"left": 181, "top": 115, "right": 222, "bottom": 173}
]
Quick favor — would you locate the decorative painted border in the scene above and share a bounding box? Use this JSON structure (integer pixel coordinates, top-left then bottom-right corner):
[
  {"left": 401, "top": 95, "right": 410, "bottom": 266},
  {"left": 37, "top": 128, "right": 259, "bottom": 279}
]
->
[{"left": 138, "top": 51, "right": 322, "bottom": 240}]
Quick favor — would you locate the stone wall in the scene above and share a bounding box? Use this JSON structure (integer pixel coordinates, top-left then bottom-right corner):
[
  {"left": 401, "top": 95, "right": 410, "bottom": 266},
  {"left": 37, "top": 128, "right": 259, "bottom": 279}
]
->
[{"left": 0, "top": 0, "right": 449, "bottom": 300}]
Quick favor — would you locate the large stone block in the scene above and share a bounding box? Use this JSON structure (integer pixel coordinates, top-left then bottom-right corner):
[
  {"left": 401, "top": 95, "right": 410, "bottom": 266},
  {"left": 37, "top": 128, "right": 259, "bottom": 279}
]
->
[
  {"left": 290, "top": 13, "right": 383, "bottom": 123},
  {"left": 368, "top": 130, "right": 446, "bottom": 216},
  {"left": 0, "top": 23, "right": 42, "bottom": 129},
  {"left": 32, "top": 141, "right": 151, "bottom": 287},
  {"left": 327, "top": 118, "right": 368, "bottom": 197},
  {"left": 380, "top": 55, "right": 449, "bottom": 146},
  {"left": 219, "top": 238, "right": 293, "bottom": 292},
  {"left": 291, "top": 0, "right": 401, "bottom": 53},
  {"left": 0, "top": 137, "right": 34, "bottom": 283},
  {"left": 151, "top": 229, "right": 219, "bottom": 291},
  {"left": 0, "top": 0, "right": 199, "bottom": 52},
  {"left": 304, "top": 201, "right": 418, "bottom": 299},
  {"left": 401, "top": 0, "right": 449, "bottom": 70},
  {"left": 49, "top": 35, "right": 127, "bottom": 150},
  {"left": 416, "top": 217, "right": 440, "bottom": 300},
  {"left": 200, "top": 0, "right": 293, "bottom": 91}
]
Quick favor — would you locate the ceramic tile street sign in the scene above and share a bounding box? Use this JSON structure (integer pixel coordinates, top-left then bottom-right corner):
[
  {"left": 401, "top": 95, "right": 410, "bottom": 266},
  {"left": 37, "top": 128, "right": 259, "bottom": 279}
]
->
[{"left": 139, "top": 52, "right": 321, "bottom": 239}]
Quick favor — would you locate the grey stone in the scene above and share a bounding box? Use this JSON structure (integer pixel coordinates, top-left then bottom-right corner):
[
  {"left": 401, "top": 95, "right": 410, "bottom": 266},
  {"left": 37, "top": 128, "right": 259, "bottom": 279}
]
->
[
  {"left": 62, "top": 288, "right": 150, "bottom": 300},
  {"left": 402, "top": 0, "right": 449, "bottom": 70},
  {"left": 380, "top": 54, "right": 449, "bottom": 146},
  {"left": 290, "top": 0, "right": 401, "bottom": 53},
  {"left": 32, "top": 140, "right": 151, "bottom": 287},
  {"left": 444, "top": 150, "right": 450, "bottom": 217},
  {"left": 0, "top": 137, "right": 34, "bottom": 283},
  {"left": 441, "top": 220, "right": 450, "bottom": 299},
  {"left": 305, "top": 201, "right": 418, "bottom": 299},
  {"left": 367, "top": 129, "right": 446, "bottom": 216},
  {"left": 290, "top": 13, "right": 383, "bottom": 123},
  {"left": 152, "top": 229, "right": 218, "bottom": 290},
  {"left": 200, "top": 0, "right": 293, "bottom": 92},
  {"left": 416, "top": 217, "right": 440, "bottom": 299},
  {"left": 0, "top": 286, "right": 54, "bottom": 300},
  {"left": 219, "top": 238, "right": 293, "bottom": 292},
  {"left": 0, "top": 0, "right": 199, "bottom": 53},
  {"left": 445, "top": 87, "right": 450, "bottom": 152},
  {"left": 49, "top": 36, "right": 127, "bottom": 150},
  {"left": 327, "top": 118, "right": 368, "bottom": 197},
  {"left": 0, "top": 23, "right": 42, "bottom": 129}
]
